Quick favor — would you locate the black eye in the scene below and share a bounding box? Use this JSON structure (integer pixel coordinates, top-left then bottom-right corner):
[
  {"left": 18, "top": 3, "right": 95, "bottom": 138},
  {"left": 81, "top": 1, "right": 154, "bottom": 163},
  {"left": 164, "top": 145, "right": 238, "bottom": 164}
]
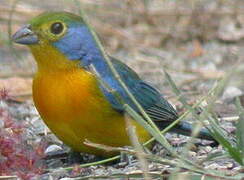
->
[{"left": 50, "top": 22, "right": 64, "bottom": 35}]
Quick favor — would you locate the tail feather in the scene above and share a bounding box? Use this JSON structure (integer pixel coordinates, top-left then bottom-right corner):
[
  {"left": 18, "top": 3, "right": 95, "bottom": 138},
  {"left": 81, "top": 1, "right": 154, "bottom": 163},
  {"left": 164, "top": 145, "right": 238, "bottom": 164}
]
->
[
  {"left": 172, "top": 121, "right": 214, "bottom": 141},
  {"left": 155, "top": 120, "right": 215, "bottom": 141}
]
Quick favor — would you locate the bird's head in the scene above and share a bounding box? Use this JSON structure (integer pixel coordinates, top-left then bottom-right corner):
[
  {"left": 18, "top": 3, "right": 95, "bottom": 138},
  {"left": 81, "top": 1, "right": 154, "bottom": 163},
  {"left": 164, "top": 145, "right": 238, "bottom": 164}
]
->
[{"left": 12, "top": 11, "right": 102, "bottom": 71}]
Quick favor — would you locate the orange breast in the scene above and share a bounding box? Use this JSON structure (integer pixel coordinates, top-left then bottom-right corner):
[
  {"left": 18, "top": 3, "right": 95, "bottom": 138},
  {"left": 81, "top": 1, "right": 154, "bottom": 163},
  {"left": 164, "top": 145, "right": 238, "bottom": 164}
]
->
[{"left": 32, "top": 68, "right": 151, "bottom": 155}]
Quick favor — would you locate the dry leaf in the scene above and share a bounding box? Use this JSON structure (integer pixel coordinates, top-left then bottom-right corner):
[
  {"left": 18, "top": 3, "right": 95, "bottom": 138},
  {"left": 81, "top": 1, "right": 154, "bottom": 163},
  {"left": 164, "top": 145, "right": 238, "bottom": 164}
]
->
[{"left": 0, "top": 77, "right": 32, "bottom": 98}]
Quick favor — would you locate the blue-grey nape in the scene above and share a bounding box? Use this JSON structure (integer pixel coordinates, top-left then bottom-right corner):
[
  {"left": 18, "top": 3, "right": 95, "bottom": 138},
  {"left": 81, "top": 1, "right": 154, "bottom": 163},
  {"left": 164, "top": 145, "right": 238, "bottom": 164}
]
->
[{"left": 53, "top": 24, "right": 101, "bottom": 67}]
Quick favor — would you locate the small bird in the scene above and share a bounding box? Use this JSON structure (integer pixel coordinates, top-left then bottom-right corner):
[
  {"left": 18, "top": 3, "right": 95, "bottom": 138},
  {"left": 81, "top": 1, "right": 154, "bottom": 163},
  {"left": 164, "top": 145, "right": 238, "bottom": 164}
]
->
[{"left": 12, "top": 11, "right": 214, "bottom": 156}]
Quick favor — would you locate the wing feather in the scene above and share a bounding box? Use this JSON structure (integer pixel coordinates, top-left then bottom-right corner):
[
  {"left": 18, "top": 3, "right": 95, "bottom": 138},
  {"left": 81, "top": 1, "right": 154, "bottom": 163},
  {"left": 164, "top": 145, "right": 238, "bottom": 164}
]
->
[{"left": 98, "top": 57, "right": 178, "bottom": 123}]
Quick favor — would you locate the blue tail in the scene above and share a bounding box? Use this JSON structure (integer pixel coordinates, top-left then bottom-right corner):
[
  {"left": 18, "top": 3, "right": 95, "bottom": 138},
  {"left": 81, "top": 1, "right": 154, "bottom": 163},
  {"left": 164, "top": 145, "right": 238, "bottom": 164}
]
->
[{"left": 155, "top": 120, "right": 215, "bottom": 141}]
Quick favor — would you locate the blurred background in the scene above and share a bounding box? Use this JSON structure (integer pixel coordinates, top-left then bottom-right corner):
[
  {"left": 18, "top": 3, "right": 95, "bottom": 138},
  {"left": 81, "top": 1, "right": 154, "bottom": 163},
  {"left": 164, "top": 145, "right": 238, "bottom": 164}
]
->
[
  {"left": 1, "top": 1, "right": 244, "bottom": 178},
  {"left": 1, "top": 0, "right": 244, "bottom": 108}
]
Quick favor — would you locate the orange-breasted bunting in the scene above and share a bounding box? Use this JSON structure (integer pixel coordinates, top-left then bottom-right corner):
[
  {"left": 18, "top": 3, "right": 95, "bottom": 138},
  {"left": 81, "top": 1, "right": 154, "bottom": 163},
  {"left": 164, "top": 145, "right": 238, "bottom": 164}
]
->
[{"left": 12, "top": 12, "right": 214, "bottom": 156}]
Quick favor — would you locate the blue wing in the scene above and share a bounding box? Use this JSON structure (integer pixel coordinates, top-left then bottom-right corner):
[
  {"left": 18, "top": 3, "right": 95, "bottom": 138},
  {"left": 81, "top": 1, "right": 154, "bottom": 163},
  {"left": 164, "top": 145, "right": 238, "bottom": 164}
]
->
[
  {"left": 87, "top": 56, "right": 216, "bottom": 141},
  {"left": 98, "top": 57, "right": 178, "bottom": 121}
]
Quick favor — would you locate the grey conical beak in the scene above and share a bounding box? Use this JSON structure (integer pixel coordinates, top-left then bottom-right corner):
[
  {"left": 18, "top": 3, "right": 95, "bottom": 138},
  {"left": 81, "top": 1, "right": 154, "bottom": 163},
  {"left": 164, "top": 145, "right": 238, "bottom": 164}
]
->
[{"left": 12, "top": 24, "right": 39, "bottom": 45}]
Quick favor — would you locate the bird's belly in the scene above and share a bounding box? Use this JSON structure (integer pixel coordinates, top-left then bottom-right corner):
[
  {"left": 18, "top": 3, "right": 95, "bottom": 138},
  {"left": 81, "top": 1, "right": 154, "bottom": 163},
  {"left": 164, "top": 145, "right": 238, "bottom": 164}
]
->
[{"left": 32, "top": 70, "right": 150, "bottom": 155}]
